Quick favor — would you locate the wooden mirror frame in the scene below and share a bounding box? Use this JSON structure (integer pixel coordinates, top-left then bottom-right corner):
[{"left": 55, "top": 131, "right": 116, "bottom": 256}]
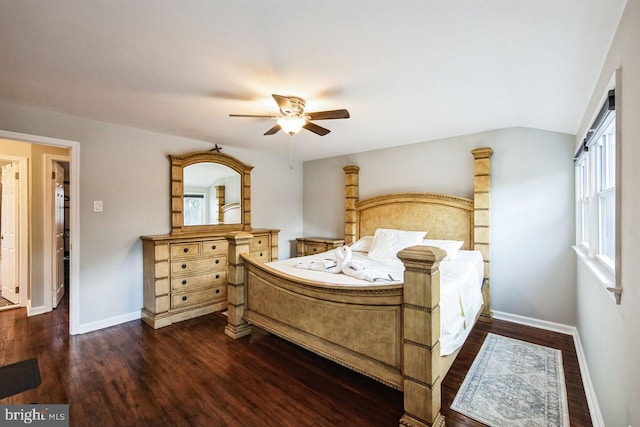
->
[{"left": 170, "top": 149, "right": 253, "bottom": 234}]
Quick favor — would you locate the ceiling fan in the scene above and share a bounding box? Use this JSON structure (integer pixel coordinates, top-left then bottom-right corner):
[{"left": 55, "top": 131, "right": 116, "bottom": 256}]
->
[{"left": 229, "top": 94, "right": 350, "bottom": 136}]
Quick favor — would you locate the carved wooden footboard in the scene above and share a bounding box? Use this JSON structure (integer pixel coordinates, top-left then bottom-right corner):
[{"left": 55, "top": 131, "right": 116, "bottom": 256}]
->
[{"left": 226, "top": 238, "right": 450, "bottom": 426}]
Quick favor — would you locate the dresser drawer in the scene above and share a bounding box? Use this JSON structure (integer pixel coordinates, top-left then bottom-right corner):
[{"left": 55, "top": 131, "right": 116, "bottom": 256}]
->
[
  {"left": 171, "top": 270, "right": 227, "bottom": 291},
  {"left": 305, "top": 243, "right": 329, "bottom": 255},
  {"left": 171, "top": 285, "right": 226, "bottom": 309},
  {"left": 250, "top": 236, "right": 269, "bottom": 252},
  {"left": 171, "top": 255, "right": 228, "bottom": 275},
  {"left": 170, "top": 242, "right": 201, "bottom": 258},
  {"left": 252, "top": 250, "right": 270, "bottom": 262},
  {"left": 202, "top": 239, "right": 228, "bottom": 255}
]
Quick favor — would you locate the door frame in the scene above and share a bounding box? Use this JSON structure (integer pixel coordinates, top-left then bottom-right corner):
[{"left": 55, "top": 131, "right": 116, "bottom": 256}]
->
[
  {"left": 0, "top": 155, "right": 28, "bottom": 308},
  {"left": 43, "top": 154, "right": 70, "bottom": 313},
  {"left": 0, "top": 130, "right": 80, "bottom": 335}
]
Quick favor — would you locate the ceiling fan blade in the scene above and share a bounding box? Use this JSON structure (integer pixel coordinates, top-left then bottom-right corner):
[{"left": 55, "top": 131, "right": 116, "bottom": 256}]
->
[
  {"left": 264, "top": 124, "right": 281, "bottom": 135},
  {"left": 303, "top": 122, "right": 331, "bottom": 136},
  {"left": 272, "top": 94, "right": 293, "bottom": 112},
  {"left": 229, "top": 114, "right": 279, "bottom": 119},
  {"left": 306, "top": 109, "right": 350, "bottom": 120}
]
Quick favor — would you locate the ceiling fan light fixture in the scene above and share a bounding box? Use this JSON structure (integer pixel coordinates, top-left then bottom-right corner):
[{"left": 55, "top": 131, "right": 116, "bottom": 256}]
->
[
  {"left": 277, "top": 116, "right": 307, "bottom": 135},
  {"left": 230, "top": 94, "right": 348, "bottom": 136}
]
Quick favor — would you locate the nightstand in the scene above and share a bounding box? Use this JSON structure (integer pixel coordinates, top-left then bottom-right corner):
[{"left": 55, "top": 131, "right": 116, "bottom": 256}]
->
[{"left": 296, "top": 237, "right": 345, "bottom": 257}]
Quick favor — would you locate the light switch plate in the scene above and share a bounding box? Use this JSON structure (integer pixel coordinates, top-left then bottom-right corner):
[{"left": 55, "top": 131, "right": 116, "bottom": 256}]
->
[{"left": 93, "top": 200, "right": 103, "bottom": 213}]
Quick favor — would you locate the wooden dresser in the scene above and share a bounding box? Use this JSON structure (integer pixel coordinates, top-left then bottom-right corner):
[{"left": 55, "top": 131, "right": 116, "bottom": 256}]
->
[
  {"left": 141, "top": 229, "right": 278, "bottom": 329},
  {"left": 296, "top": 236, "right": 344, "bottom": 257}
]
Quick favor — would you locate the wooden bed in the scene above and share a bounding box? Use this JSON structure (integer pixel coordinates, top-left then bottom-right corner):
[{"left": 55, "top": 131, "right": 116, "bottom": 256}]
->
[{"left": 225, "top": 147, "right": 494, "bottom": 427}]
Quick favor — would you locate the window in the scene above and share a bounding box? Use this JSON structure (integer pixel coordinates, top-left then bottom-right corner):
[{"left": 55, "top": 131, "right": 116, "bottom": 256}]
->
[
  {"left": 183, "top": 193, "right": 205, "bottom": 226},
  {"left": 575, "top": 156, "right": 589, "bottom": 246},
  {"left": 596, "top": 117, "right": 616, "bottom": 264},
  {"left": 574, "top": 89, "right": 616, "bottom": 274}
]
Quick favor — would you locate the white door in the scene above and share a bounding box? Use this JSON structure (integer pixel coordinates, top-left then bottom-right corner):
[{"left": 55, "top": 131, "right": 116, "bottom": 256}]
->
[
  {"left": 1, "top": 162, "right": 19, "bottom": 304},
  {"left": 53, "top": 162, "right": 65, "bottom": 308}
]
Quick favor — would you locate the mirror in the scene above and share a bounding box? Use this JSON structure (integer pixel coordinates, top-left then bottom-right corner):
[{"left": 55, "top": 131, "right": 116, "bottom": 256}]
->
[
  {"left": 170, "top": 149, "right": 253, "bottom": 234},
  {"left": 183, "top": 163, "right": 241, "bottom": 225}
]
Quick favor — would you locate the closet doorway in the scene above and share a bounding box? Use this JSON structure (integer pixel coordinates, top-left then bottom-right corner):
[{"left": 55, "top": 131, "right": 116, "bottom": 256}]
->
[{"left": 44, "top": 156, "right": 70, "bottom": 310}]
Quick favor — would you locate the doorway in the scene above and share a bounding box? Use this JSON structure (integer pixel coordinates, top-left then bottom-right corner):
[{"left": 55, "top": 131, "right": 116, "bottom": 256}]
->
[{"left": 0, "top": 130, "right": 79, "bottom": 333}]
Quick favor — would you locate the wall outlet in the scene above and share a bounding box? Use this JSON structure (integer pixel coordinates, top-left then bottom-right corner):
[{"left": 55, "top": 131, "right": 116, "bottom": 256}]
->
[{"left": 93, "top": 200, "right": 103, "bottom": 213}]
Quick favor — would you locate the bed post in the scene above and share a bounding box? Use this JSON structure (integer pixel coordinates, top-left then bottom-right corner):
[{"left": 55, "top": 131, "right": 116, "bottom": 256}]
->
[
  {"left": 471, "top": 147, "right": 494, "bottom": 321},
  {"left": 398, "top": 245, "right": 447, "bottom": 427},
  {"left": 344, "top": 165, "right": 360, "bottom": 244},
  {"left": 224, "top": 231, "right": 254, "bottom": 339}
]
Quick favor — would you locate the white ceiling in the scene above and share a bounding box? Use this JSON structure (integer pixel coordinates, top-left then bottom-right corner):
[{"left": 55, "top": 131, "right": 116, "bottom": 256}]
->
[{"left": 0, "top": 1, "right": 626, "bottom": 161}]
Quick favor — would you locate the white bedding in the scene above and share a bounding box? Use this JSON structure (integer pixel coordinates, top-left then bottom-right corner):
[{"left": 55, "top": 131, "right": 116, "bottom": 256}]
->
[{"left": 266, "top": 248, "right": 484, "bottom": 356}]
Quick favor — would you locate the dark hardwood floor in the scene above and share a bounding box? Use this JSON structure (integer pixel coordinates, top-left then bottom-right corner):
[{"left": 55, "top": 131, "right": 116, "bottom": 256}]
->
[{"left": 0, "top": 296, "right": 591, "bottom": 426}]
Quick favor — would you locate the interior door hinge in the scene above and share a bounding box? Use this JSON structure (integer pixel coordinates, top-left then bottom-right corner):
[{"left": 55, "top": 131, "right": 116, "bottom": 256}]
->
[
  {"left": 16, "top": 286, "right": 19, "bottom": 293},
  {"left": 52, "top": 171, "right": 56, "bottom": 179},
  {"left": 15, "top": 172, "right": 19, "bottom": 179}
]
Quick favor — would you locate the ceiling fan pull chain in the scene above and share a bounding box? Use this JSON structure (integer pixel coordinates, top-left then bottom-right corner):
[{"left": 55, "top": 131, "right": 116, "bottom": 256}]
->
[{"left": 288, "top": 138, "right": 294, "bottom": 172}]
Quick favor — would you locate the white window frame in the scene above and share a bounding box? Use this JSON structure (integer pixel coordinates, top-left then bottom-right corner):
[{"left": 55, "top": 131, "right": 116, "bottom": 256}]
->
[
  {"left": 574, "top": 87, "right": 619, "bottom": 302},
  {"left": 594, "top": 116, "right": 616, "bottom": 271}
]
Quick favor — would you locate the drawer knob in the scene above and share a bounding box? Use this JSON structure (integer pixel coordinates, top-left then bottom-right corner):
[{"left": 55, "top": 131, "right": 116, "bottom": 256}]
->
[
  {"left": 215, "top": 274, "right": 220, "bottom": 279},
  {"left": 216, "top": 289, "right": 220, "bottom": 294},
  {"left": 211, "top": 245, "right": 216, "bottom": 250},
  {"left": 258, "top": 240, "right": 262, "bottom": 244},
  {"left": 183, "top": 248, "right": 189, "bottom": 253},
  {"left": 215, "top": 259, "right": 220, "bottom": 264},
  {"left": 313, "top": 248, "right": 317, "bottom": 252},
  {"left": 181, "top": 280, "right": 187, "bottom": 285},
  {"left": 259, "top": 252, "right": 263, "bottom": 257},
  {"left": 182, "top": 296, "right": 187, "bottom": 301},
  {"left": 181, "top": 264, "right": 187, "bottom": 269}
]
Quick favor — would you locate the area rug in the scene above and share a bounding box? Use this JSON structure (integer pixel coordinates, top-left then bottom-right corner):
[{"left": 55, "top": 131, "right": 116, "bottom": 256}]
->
[
  {"left": 0, "top": 358, "right": 41, "bottom": 400},
  {"left": 451, "top": 333, "right": 569, "bottom": 426}
]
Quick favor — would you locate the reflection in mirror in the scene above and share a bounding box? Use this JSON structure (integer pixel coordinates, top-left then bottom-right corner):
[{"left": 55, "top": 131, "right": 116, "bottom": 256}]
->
[{"left": 183, "top": 163, "right": 241, "bottom": 225}]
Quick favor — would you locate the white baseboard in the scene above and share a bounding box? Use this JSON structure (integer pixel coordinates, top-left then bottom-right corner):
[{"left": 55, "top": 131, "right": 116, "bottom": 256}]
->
[
  {"left": 27, "top": 302, "right": 48, "bottom": 316},
  {"left": 571, "top": 331, "right": 605, "bottom": 427},
  {"left": 74, "top": 310, "right": 141, "bottom": 335},
  {"left": 492, "top": 310, "right": 576, "bottom": 335},
  {"left": 492, "top": 310, "right": 604, "bottom": 427}
]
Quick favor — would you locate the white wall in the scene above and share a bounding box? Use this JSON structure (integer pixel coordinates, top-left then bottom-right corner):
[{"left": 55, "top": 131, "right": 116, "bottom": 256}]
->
[
  {"left": 574, "top": 0, "right": 640, "bottom": 425},
  {"left": 0, "top": 100, "right": 303, "bottom": 329},
  {"left": 304, "top": 127, "right": 577, "bottom": 325}
]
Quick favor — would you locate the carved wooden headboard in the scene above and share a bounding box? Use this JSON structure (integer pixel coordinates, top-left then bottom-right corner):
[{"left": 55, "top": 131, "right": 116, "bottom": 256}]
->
[
  {"left": 343, "top": 147, "right": 494, "bottom": 319},
  {"left": 354, "top": 193, "right": 474, "bottom": 249}
]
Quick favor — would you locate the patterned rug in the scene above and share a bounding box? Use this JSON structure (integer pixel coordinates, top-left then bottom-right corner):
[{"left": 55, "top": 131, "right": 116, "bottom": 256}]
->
[{"left": 451, "top": 333, "right": 569, "bottom": 426}]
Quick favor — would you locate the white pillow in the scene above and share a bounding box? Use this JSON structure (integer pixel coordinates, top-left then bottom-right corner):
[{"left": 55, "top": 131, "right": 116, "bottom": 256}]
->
[
  {"left": 421, "top": 239, "right": 464, "bottom": 260},
  {"left": 349, "top": 236, "right": 373, "bottom": 252},
  {"left": 367, "top": 228, "right": 427, "bottom": 260}
]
